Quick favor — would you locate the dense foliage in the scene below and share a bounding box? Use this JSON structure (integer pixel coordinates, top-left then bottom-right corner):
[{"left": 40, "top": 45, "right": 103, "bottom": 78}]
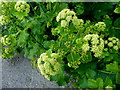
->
[{"left": 0, "top": 1, "right": 120, "bottom": 89}]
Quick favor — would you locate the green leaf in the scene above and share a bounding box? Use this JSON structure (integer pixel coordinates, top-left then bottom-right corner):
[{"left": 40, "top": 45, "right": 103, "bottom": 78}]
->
[
  {"left": 88, "top": 78, "right": 103, "bottom": 88},
  {"left": 114, "top": 7, "right": 120, "bottom": 14},
  {"left": 106, "top": 61, "right": 119, "bottom": 73},
  {"left": 69, "top": 23, "right": 77, "bottom": 32},
  {"left": 13, "top": 11, "right": 28, "bottom": 20},
  {"left": 43, "top": 40, "right": 55, "bottom": 49},
  {"left": 60, "top": 28, "right": 67, "bottom": 36},
  {"left": 46, "top": 49, "right": 52, "bottom": 58},
  {"left": 103, "top": 16, "right": 112, "bottom": 29},
  {"left": 113, "top": 18, "right": 120, "bottom": 39},
  {"left": 50, "top": 74, "right": 58, "bottom": 81},
  {"left": 24, "top": 48, "right": 29, "bottom": 58},
  {"left": 43, "top": 41, "right": 50, "bottom": 49},
  {"left": 75, "top": 3, "right": 84, "bottom": 15},
  {"left": 88, "top": 79, "right": 98, "bottom": 88},
  {"left": 57, "top": 78, "right": 66, "bottom": 86},
  {"left": 17, "top": 30, "right": 29, "bottom": 48},
  {"left": 67, "top": 52, "right": 80, "bottom": 62},
  {"left": 104, "top": 56, "right": 112, "bottom": 63},
  {"left": 28, "top": 48, "right": 36, "bottom": 59},
  {"left": 86, "top": 69, "right": 96, "bottom": 78},
  {"left": 93, "top": 3, "right": 113, "bottom": 20},
  {"left": 77, "top": 66, "right": 86, "bottom": 75},
  {"left": 50, "top": 69, "right": 66, "bottom": 86},
  {"left": 27, "top": 43, "right": 41, "bottom": 60},
  {"left": 80, "top": 51, "right": 92, "bottom": 63},
  {"left": 114, "top": 18, "right": 120, "bottom": 28},
  {"left": 104, "top": 77, "right": 113, "bottom": 87},
  {"left": 79, "top": 78, "right": 88, "bottom": 88},
  {"left": 96, "top": 78, "right": 103, "bottom": 88},
  {"left": 116, "top": 72, "right": 120, "bottom": 84}
]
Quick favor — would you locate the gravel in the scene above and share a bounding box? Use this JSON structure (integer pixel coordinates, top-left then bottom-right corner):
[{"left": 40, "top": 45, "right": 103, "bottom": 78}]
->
[{"left": 1, "top": 53, "right": 63, "bottom": 88}]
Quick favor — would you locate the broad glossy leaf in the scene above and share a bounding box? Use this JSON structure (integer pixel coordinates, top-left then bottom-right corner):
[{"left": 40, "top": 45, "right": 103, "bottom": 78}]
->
[
  {"left": 86, "top": 69, "right": 96, "bottom": 78},
  {"left": 114, "top": 7, "right": 120, "bottom": 14},
  {"left": 106, "top": 61, "right": 119, "bottom": 73},
  {"left": 17, "top": 30, "right": 29, "bottom": 48},
  {"left": 46, "top": 49, "right": 52, "bottom": 58},
  {"left": 13, "top": 11, "right": 28, "bottom": 20},
  {"left": 96, "top": 78, "right": 103, "bottom": 88},
  {"left": 43, "top": 41, "right": 50, "bottom": 49},
  {"left": 88, "top": 79, "right": 98, "bottom": 88},
  {"left": 104, "top": 77, "right": 113, "bottom": 87},
  {"left": 67, "top": 52, "right": 80, "bottom": 62},
  {"left": 79, "top": 78, "right": 88, "bottom": 88}
]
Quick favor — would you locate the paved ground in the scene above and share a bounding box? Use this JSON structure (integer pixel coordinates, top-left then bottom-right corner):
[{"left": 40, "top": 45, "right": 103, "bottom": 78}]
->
[{"left": 2, "top": 53, "right": 63, "bottom": 88}]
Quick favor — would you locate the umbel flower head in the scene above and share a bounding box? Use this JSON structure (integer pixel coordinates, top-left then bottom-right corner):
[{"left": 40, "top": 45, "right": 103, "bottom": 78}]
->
[
  {"left": 37, "top": 52, "right": 62, "bottom": 80},
  {"left": 0, "top": 15, "right": 11, "bottom": 25},
  {"left": 95, "top": 22, "right": 106, "bottom": 32},
  {"left": 82, "top": 34, "right": 104, "bottom": 57},
  {"left": 56, "top": 9, "right": 84, "bottom": 27},
  {"left": 1, "top": 2, "right": 15, "bottom": 16},
  {"left": 56, "top": 9, "right": 76, "bottom": 22},
  {"left": 15, "top": 1, "right": 30, "bottom": 13}
]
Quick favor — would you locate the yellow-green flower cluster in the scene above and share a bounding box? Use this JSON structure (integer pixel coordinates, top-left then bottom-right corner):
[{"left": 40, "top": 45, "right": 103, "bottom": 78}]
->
[
  {"left": 105, "top": 86, "right": 113, "bottom": 89},
  {"left": 64, "top": 41, "right": 71, "bottom": 48},
  {"left": 38, "top": 53, "right": 62, "bottom": 80},
  {"left": 15, "top": 1, "right": 30, "bottom": 13},
  {"left": 0, "top": 35, "right": 17, "bottom": 59},
  {"left": 1, "top": 2, "right": 15, "bottom": 16},
  {"left": 1, "top": 35, "right": 9, "bottom": 46},
  {"left": 56, "top": 9, "right": 76, "bottom": 22},
  {"left": 57, "top": 49, "right": 67, "bottom": 57},
  {"left": 0, "top": 15, "right": 11, "bottom": 25},
  {"left": 2, "top": 48, "right": 14, "bottom": 59},
  {"left": 95, "top": 22, "right": 106, "bottom": 32},
  {"left": 56, "top": 9, "right": 84, "bottom": 27},
  {"left": 72, "top": 16, "right": 84, "bottom": 26},
  {"left": 51, "top": 26, "right": 61, "bottom": 36},
  {"left": 61, "top": 20, "right": 68, "bottom": 27},
  {"left": 82, "top": 43, "right": 90, "bottom": 52},
  {"left": 76, "top": 38, "right": 82, "bottom": 44},
  {"left": 68, "top": 60, "right": 81, "bottom": 69},
  {"left": 82, "top": 34, "right": 104, "bottom": 57},
  {"left": 4, "top": 48, "right": 14, "bottom": 55},
  {"left": 0, "top": 35, "right": 16, "bottom": 47},
  {"left": 106, "top": 37, "right": 119, "bottom": 50},
  {"left": 0, "top": 2, "right": 15, "bottom": 25}
]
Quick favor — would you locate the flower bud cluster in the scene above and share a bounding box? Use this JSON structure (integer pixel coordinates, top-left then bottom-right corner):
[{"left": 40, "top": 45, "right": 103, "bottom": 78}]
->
[
  {"left": 0, "top": 35, "right": 17, "bottom": 59},
  {"left": 72, "top": 16, "right": 84, "bottom": 26},
  {"left": 1, "top": 2, "right": 15, "bottom": 16},
  {"left": 1, "top": 35, "right": 16, "bottom": 47},
  {"left": 105, "top": 37, "right": 119, "bottom": 51},
  {"left": 1, "top": 35, "right": 9, "bottom": 46},
  {"left": 38, "top": 53, "right": 62, "bottom": 80},
  {"left": 15, "top": 1, "right": 30, "bottom": 13},
  {"left": 68, "top": 60, "right": 81, "bottom": 69},
  {"left": 51, "top": 26, "right": 62, "bottom": 36},
  {"left": 0, "top": 15, "right": 11, "bottom": 25},
  {"left": 2, "top": 48, "right": 14, "bottom": 59},
  {"left": 95, "top": 22, "right": 106, "bottom": 32}
]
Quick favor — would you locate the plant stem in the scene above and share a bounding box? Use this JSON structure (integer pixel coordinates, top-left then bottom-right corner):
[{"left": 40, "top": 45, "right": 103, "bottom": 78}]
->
[
  {"left": 98, "top": 70, "right": 115, "bottom": 74},
  {"left": 113, "top": 27, "right": 120, "bottom": 30}
]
